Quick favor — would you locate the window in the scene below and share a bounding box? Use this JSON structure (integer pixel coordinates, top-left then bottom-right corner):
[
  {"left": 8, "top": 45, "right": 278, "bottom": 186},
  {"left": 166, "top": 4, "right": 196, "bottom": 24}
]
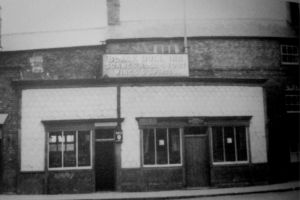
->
[
  {"left": 154, "top": 44, "right": 180, "bottom": 54},
  {"left": 142, "top": 128, "right": 182, "bottom": 166},
  {"left": 281, "top": 45, "right": 299, "bottom": 65},
  {"left": 288, "top": 2, "right": 299, "bottom": 28},
  {"left": 48, "top": 130, "right": 91, "bottom": 169},
  {"left": 212, "top": 126, "right": 248, "bottom": 164},
  {"left": 285, "top": 85, "right": 300, "bottom": 113}
]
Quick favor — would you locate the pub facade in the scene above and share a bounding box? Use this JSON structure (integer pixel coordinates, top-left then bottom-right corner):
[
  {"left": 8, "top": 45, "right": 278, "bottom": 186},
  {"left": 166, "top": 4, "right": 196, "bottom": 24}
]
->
[{"left": 0, "top": 0, "right": 299, "bottom": 194}]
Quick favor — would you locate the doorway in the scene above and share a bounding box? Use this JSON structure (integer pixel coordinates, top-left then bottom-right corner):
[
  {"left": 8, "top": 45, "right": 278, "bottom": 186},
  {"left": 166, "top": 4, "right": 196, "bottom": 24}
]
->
[
  {"left": 184, "top": 126, "right": 210, "bottom": 187},
  {"left": 95, "top": 129, "right": 115, "bottom": 191},
  {"left": 0, "top": 126, "right": 2, "bottom": 191}
]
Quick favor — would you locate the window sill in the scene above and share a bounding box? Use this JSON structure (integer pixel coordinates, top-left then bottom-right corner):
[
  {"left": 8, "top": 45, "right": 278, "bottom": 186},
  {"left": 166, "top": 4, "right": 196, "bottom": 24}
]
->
[
  {"left": 281, "top": 62, "right": 299, "bottom": 66},
  {"left": 48, "top": 166, "right": 92, "bottom": 171},
  {"left": 142, "top": 164, "right": 182, "bottom": 168},
  {"left": 212, "top": 161, "right": 249, "bottom": 166}
]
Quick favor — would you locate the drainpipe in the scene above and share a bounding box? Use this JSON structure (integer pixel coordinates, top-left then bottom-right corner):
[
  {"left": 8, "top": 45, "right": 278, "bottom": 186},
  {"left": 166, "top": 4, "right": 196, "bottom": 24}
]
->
[
  {"left": 183, "top": 0, "right": 188, "bottom": 54},
  {"left": 115, "top": 85, "right": 122, "bottom": 190}
]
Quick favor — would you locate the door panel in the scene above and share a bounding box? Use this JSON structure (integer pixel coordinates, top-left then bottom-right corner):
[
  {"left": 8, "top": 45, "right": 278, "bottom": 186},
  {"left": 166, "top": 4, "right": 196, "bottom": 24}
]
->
[{"left": 185, "top": 135, "right": 210, "bottom": 187}]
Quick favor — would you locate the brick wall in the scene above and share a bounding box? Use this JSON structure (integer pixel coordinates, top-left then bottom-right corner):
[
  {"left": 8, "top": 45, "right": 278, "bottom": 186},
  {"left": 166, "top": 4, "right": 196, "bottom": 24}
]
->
[
  {"left": 105, "top": 38, "right": 280, "bottom": 73},
  {"left": 0, "top": 68, "right": 20, "bottom": 193},
  {"left": 0, "top": 45, "right": 104, "bottom": 80}
]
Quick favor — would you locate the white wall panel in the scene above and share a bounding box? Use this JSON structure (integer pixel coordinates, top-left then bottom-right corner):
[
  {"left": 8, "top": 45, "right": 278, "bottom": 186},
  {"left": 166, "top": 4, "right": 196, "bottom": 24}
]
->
[
  {"left": 21, "top": 87, "right": 117, "bottom": 171},
  {"left": 121, "top": 86, "right": 266, "bottom": 168}
]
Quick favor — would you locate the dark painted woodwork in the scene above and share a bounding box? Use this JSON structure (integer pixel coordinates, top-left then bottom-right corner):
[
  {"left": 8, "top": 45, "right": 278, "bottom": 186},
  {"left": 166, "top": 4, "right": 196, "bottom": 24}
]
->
[
  {"left": 12, "top": 77, "right": 267, "bottom": 89},
  {"left": 95, "top": 141, "right": 115, "bottom": 191},
  {"left": 210, "top": 163, "right": 269, "bottom": 186},
  {"left": 185, "top": 135, "right": 210, "bottom": 187}
]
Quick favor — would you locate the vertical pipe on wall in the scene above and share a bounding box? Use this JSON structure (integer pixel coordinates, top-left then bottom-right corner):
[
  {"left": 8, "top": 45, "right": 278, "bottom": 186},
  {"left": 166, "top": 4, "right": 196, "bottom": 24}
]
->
[
  {"left": 182, "top": 0, "right": 188, "bottom": 54},
  {"left": 115, "top": 85, "right": 122, "bottom": 190},
  {"left": 44, "top": 128, "right": 49, "bottom": 194}
]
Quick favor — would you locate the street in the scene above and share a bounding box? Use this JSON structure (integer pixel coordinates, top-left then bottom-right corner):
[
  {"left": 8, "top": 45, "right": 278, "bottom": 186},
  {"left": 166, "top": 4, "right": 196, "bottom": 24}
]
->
[{"left": 180, "top": 190, "right": 300, "bottom": 200}]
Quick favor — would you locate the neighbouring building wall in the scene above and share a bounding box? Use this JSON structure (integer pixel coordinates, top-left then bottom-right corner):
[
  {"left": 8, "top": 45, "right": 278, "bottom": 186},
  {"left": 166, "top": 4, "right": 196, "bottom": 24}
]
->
[
  {"left": 0, "top": 68, "right": 20, "bottom": 193},
  {"left": 21, "top": 87, "right": 117, "bottom": 171},
  {"left": 121, "top": 85, "right": 267, "bottom": 168}
]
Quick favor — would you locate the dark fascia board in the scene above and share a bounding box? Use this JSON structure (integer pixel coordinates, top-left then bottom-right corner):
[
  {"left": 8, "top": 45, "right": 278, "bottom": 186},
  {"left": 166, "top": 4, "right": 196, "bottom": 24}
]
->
[
  {"left": 136, "top": 116, "right": 252, "bottom": 127},
  {"left": 12, "top": 77, "right": 267, "bottom": 89},
  {"left": 105, "top": 36, "right": 298, "bottom": 44},
  {"left": 42, "top": 118, "right": 124, "bottom": 126},
  {"left": 136, "top": 116, "right": 252, "bottom": 121}
]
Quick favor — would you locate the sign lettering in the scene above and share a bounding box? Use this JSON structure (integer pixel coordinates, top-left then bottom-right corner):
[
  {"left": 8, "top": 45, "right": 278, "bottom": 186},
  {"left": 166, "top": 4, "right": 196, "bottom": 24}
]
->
[{"left": 103, "top": 54, "right": 189, "bottom": 77}]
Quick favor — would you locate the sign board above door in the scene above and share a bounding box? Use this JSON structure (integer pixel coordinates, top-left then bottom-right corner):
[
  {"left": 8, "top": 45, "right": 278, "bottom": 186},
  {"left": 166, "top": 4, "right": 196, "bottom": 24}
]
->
[{"left": 103, "top": 54, "right": 189, "bottom": 77}]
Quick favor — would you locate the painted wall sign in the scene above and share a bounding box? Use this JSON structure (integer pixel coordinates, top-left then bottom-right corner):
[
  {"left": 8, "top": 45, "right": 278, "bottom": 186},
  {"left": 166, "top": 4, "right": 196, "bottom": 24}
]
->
[
  {"left": 103, "top": 54, "right": 189, "bottom": 77},
  {"left": 29, "top": 56, "right": 44, "bottom": 73}
]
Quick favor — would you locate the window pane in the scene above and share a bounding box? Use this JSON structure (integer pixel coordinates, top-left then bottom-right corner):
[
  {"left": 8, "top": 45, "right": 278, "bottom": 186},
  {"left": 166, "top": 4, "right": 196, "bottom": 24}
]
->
[
  {"left": 236, "top": 127, "right": 247, "bottom": 161},
  {"left": 64, "top": 131, "right": 76, "bottom": 167},
  {"left": 282, "top": 46, "right": 287, "bottom": 54},
  {"left": 143, "top": 129, "right": 155, "bottom": 165},
  {"left": 282, "top": 55, "right": 288, "bottom": 62},
  {"left": 78, "top": 131, "right": 91, "bottom": 166},
  {"left": 156, "top": 128, "right": 168, "bottom": 164},
  {"left": 212, "top": 127, "right": 224, "bottom": 162},
  {"left": 49, "top": 132, "right": 62, "bottom": 168},
  {"left": 224, "top": 127, "right": 236, "bottom": 161},
  {"left": 169, "top": 128, "right": 181, "bottom": 164},
  {"left": 95, "top": 129, "right": 114, "bottom": 139}
]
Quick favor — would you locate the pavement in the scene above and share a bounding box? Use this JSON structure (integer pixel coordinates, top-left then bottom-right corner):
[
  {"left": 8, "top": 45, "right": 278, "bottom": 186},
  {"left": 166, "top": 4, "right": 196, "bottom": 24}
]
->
[{"left": 0, "top": 181, "right": 299, "bottom": 200}]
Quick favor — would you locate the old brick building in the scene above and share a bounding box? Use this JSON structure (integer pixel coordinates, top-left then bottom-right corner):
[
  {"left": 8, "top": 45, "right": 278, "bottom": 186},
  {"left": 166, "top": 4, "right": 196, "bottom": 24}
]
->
[{"left": 0, "top": 0, "right": 299, "bottom": 194}]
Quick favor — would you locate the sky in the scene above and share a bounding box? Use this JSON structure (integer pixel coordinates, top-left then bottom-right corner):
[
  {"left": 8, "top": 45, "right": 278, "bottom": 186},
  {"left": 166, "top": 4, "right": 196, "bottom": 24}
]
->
[
  {"left": 0, "top": 0, "right": 293, "bottom": 51},
  {"left": 0, "top": 0, "right": 107, "bottom": 34}
]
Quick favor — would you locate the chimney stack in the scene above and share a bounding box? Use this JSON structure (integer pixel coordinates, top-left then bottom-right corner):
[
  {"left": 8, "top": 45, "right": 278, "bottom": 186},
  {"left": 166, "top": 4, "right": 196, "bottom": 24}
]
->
[{"left": 107, "top": 0, "right": 120, "bottom": 26}]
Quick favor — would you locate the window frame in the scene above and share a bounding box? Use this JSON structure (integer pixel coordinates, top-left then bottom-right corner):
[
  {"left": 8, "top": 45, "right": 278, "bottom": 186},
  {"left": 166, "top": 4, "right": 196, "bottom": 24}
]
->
[
  {"left": 141, "top": 127, "right": 183, "bottom": 168},
  {"left": 210, "top": 125, "right": 250, "bottom": 165},
  {"left": 280, "top": 44, "right": 299, "bottom": 65},
  {"left": 47, "top": 129, "right": 92, "bottom": 171}
]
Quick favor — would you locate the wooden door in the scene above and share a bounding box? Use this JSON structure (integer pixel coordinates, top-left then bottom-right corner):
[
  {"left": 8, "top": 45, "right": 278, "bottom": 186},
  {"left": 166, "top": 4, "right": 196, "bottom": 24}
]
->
[
  {"left": 95, "top": 129, "right": 115, "bottom": 191},
  {"left": 185, "top": 131, "right": 210, "bottom": 187}
]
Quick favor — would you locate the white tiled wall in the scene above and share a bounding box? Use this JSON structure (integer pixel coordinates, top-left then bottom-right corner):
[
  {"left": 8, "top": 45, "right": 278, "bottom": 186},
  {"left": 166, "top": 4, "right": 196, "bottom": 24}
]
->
[
  {"left": 21, "top": 87, "right": 117, "bottom": 171},
  {"left": 21, "top": 85, "right": 267, "bottom": 171},
  {"left": 121, "top": 85, "right": 266, "bottom": 168}
]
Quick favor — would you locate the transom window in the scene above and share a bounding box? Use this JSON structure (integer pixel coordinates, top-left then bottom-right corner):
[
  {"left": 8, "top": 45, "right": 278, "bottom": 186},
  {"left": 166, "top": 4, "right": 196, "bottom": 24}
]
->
[
  {"left": 212, "top": 126, "right": 248, "bottom": 164},
  {"left": 281, "top": 45, "right": 299, "bottom": 65},
  {"left": 142, "top": 128, "right": 182, "bottom": 166},
  {"left": 48, "top": 130, "right": 91, "bottom": 169}
]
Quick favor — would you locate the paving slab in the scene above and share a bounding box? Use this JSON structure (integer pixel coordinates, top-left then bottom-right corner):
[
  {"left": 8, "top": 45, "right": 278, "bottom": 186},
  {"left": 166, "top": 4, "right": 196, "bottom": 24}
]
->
[{"left": 0, "top": 181, "right": 299, "bottom": 200}]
